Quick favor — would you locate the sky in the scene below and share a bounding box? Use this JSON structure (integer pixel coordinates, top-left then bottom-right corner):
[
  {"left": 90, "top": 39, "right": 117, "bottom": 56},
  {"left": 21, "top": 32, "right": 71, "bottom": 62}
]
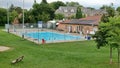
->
[{"left": 0, "top": 0, "right": 120, "bottom": 10}]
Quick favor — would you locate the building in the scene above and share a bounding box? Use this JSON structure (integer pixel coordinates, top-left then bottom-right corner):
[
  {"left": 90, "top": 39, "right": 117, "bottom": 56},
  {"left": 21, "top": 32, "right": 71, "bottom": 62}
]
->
[
  {"left": 81, "top": 7, "right": 107, "bottom": 17},
  {"left": 57, "top": 15, "right": 102, "bottom": 35},
  {"left": 55, "top": 6, "right": 77, "bottom": 18},
  {"left": 55, "top": 6, "right": 107, "bottom": 18}
]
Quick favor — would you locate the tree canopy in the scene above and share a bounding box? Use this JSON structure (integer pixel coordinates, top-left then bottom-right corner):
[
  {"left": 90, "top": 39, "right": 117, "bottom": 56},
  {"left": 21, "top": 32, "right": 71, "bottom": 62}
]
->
[
  {"left": 101, "top": 14, "right": 109, "bottom": 23},
  {"left": 116, "top": 7, "right": 120, "bottom": 15},
  {"left": 31, "top": 0, "right": 54, "bottom": 23},
  {"left": 93, "top": 16, "right": 120, "bottom": 64},
  {"left": 41, "top": 0, "right": 48, "bottom": 4},
  {"left": 66, "top": 2, "right": 82, "bottom": 7},
  {"left": 50, "top": 1, "right": 66, "bottom": 10},
  {"left": 76, "top": 7, "right": 83, "bottom": 19},
  {"left": 100, "top": 5, "right": 115, "bottom": 17},
  {"left": 55, "top": 13, "right": 65, "bottom": 20},
  {"left": 0, "top": 8, "right": 7, "bottom": 25}
]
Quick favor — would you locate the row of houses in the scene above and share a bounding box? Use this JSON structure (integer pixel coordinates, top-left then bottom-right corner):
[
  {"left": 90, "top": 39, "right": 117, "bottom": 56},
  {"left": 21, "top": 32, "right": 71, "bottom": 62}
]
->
[
  {"left": 55, "top": 6, "right": 107, "bottom": 18},
  {"left": 55, "top": 6, "right": 106, "bottom": 35}
]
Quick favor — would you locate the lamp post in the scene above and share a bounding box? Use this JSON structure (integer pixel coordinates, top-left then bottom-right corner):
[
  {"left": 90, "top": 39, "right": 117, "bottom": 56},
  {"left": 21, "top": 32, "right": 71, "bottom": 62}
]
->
[{"left": 22, "top": 0, "right": 25, "bottom": 39}]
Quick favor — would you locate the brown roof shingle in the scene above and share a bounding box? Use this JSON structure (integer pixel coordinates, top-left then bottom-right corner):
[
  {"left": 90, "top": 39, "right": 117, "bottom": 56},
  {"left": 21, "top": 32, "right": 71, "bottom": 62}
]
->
[{"left": 59, "top": 15, "right": 102, "bottom": 26}]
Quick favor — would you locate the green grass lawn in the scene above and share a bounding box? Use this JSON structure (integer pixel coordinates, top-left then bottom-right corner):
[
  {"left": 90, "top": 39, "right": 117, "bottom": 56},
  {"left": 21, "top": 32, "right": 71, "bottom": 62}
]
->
[{"left": 0, "top": 27, "right": 118, "bottom": 68}]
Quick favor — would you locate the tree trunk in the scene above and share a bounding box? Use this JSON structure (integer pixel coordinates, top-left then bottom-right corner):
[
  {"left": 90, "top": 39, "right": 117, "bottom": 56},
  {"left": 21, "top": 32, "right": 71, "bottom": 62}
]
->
[
  {"left": 110, "top": 45, "right": 112, "bottom": 64},
  {"left": 118, "top": 46, "right": 120, "bottom": 68}
]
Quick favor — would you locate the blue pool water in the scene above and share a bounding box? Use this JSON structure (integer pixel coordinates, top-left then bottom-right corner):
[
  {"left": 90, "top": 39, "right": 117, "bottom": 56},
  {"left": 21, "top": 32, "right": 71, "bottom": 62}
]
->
[{"left": 25, "top": 32, "right": 80, "bottom": 41}]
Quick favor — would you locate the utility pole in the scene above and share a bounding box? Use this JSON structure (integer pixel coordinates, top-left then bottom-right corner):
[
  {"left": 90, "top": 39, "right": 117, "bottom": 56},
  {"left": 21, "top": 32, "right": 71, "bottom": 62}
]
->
[
  {"left": 22, "top": 0, "right": 25, "bottom": 39},
  {"left": 7, "top": 3, "right": 10, "bottom": 33}
]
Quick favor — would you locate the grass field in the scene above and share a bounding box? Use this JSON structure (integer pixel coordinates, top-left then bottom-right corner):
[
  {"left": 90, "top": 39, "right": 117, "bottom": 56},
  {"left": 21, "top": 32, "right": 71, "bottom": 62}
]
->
[{"left": 0, "top": 27, "right": 118, "bottom": 68}]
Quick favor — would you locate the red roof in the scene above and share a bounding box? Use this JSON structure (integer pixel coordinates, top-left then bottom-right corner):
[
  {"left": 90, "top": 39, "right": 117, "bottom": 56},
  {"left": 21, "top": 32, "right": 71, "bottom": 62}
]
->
[
  {"left": 79, "top": 15, "right": 102, "bottom": 25},
  {"left": 58, "top": 15, "right": 102, "bottom": 25}
]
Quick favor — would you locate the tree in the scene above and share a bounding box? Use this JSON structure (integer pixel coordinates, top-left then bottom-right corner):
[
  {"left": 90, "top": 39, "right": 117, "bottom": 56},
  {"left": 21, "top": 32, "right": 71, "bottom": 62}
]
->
[
  {"left": 93, "top": 17, "right": 120, "bottom": 64},
  {"left": 76, "top": 7, "right": 83, "bottom": 19},
  {"left": 100, "top": 5, "right": 115, "bottom": 17},
  {"left": 116, "top": 7, "right": 120, "bottom": 15},
  {"left": 55, "top": 13, "right": 65, "bottom": 20},
  {"left": 38, "top": 12, "right": 50, "bottom": 23},
  {"left": 10, "top": 10, "right": 18, "bottom": 23},
  {"left": 41, "top": 0, "right": 48, "bottom": 4},
  {"left": 66, "top": 2, "right": 82, "bottom": 7},
  {"left": 31, "top": 0, "right": 54, "bottom": 23},
  {"left": 28, "top": 9, "right": 36, "bottom": 23},
  {"left": 101, "top": 14, "right": 109, "bottom": 23},
  {"left": 0, "top": 8, "right": 7, "bottom": 25},
  {"left": 70, "top": 15, "right": 76, "bottom": 19},
  {"left": 9, "top": 4, "right": 14, "bottom": 12},
  {"left": 15, "top": 7, "right": 22, "bottom": 14},
  {"left": 50, "top": 1, "right": 66, "bottom": 10}
]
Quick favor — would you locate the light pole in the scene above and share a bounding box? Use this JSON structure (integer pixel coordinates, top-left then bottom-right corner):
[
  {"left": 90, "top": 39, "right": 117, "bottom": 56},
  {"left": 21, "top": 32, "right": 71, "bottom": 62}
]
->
[
  {"left": 7, "top": 3, "right": 10, "bottom": 33},
  {"left": 22, "top": 0, "right": 25, "bottom": 39}
]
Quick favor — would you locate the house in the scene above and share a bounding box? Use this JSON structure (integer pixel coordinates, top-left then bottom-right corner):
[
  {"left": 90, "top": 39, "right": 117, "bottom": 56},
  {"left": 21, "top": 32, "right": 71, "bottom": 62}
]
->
[
  {"left": 55, "top": 6, "right": 107, "bottom": 18},
  {"left": 57, "top": 15, "right": 102, "bottom": 35},
  {"left": 55, "top": 6, "right": 77, "bottom": 18},
  {"left": 81, "top": 7, "right": 107, "bottom": 17}
]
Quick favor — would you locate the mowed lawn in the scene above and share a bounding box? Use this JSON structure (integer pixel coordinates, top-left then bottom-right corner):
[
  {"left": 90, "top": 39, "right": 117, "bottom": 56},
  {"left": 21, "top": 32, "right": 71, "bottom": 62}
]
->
[{"left": 0, "top": 28, "right": 118, "bottom": 68}]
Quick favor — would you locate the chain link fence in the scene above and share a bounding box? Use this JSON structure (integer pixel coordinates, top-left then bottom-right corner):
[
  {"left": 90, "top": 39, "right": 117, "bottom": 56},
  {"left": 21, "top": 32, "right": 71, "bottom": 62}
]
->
[{"left": 5, "top": 23, "right": 85, "bottom": 44}]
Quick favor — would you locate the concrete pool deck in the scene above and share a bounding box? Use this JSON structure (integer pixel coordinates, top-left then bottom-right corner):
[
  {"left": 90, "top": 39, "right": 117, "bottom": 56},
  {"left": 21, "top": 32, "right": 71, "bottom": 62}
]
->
[{"left": 4, "top": 28, "right": 86, "bottom": 44}]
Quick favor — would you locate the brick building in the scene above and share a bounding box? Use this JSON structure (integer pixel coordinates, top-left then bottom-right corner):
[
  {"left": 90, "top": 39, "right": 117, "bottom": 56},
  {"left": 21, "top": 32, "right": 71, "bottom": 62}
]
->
[{"left": 57, "top": 15, "right": 102, "bottom": 35}]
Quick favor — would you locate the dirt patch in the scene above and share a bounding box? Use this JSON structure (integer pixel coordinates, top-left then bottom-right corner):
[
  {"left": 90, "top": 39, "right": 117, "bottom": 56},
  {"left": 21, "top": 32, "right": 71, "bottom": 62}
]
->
[{"left": 0, "top": 46, "right": 10, "bottom": 52}]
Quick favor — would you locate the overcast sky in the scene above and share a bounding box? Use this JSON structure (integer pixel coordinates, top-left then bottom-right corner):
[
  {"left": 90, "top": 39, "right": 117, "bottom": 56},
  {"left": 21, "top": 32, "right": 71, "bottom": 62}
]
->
[{"left": 0, "top": 0, "right": 120, "bottom": 9}]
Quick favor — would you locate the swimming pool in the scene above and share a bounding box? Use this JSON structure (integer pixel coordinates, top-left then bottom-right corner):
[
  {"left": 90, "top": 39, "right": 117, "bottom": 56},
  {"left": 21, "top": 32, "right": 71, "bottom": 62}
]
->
[{"left": 25, "top": 32, "right": 80, "bottom": 42}]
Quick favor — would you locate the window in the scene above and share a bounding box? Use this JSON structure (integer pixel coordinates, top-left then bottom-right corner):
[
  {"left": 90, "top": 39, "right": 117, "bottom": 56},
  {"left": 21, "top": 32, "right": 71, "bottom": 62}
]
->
[
  {"left": 64, "top": 9, "right": 68, "bottom": 12},
  {"left": 71, "top": 9, "right": 74, "bottom": 12},
  {"left": 59, "top": 7, "right": 62, "bottom": 10}
]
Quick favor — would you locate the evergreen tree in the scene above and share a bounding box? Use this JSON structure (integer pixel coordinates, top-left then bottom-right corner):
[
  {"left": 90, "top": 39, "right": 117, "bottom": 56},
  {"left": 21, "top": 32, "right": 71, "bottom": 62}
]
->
[
  {"left": 76, "top": 7, "right": 82, "bottom": 19},
  {"left": 41, "top": 0, "right": 48, "bottom": 4}
]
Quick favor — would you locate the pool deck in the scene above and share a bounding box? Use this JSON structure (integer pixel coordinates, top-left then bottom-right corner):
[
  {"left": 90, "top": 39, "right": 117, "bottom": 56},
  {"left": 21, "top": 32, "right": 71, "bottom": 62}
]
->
[{"left": 4, "top": 28, "right": 86, "bottom": 44}]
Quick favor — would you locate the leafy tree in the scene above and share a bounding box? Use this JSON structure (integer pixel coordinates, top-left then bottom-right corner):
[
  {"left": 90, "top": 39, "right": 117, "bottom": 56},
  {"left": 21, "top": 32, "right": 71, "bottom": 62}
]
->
[
  {"left": 10, "top": 10, "right": 18, "bottom": 23},
  {"left": 93, "top": 17, "right": 120, "bottom": 64},
  {"left": 101, "top": 14, "right": 109, "bottom": 23},
  {"left": 70, "top": 15, "right": 76, "bottom": 19},
  {"left": 66, "top": 2, "right": 82, "bottom": 7},
  {"left": 0, "top": 8, "right": 7, "bottom": 25},
  {"left": 9, "top": 4, "right": 14, "bottom": 12},
  {"left": 38, "top": 12, "right": 50, "bottom": 23},
  {"left": 100, "top": 5, "right": 115, "bottom": 17},
  {"left": 55, "top": 13, "right": 65, "bottom": 20},
  {"left": 14, "top": 7, "right": 22, "bottom": 14},
  {"left": 50, "top": 1, "right": 66, "bottom": 10},
  {"left": 9, "top": 4, "right": 22, "bottom": 13},
  {"left": 41, "top": 0, "right": 48, "bottom": 4},
  {"left": 28, "top": 9, "right": 36, "bottom": 23},
  {"left": 31, "top": 0, "right": 54, "bottom": 23},
  {"left": 116, "top": 7, "right": 120, "bottom": 15},
  {"left": 76, "top": 7, "right": 82, "bottom": 19}
]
